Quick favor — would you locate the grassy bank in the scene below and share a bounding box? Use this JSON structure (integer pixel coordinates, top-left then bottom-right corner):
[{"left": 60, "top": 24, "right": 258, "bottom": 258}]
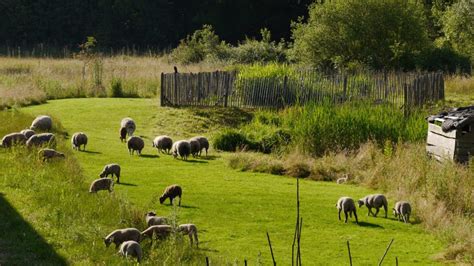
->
[{"left": 0, "top": 98, "right": 444, "bottom": 264}]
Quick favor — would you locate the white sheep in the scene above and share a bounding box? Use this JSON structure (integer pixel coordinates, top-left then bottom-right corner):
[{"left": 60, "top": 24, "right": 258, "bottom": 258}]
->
[
  {"left": 145, "top": 211, "right": 168, "bottom": 226},
  {"left": 30, "top": 115, "right": 52, "bottom": 131},
  {"left": 89, "top": 178, "right": 114, "bottom": 193},
  {"left": 336, "top": 174, "right": 349, "bottom": 184},
  {"left": 104, "top": 228, "right": 141, "bottom": 248},
  {"left": 152, "top": 135, "right": 173, "bottom": 154},
  {"left": 120, "top": 118, "right": 136, "bottom": 142},
  {"left": 118, "top": 240, "right": 142, "bottom": 263},
  {"left": 336, "top": 197, "right": 358, "bottom": 224},
  {"left": 26, "top": 133, "right": 55, "bottom": 147},
  {"left": 159, "top": 185, "right": 182, "bottom": 206},
  {"left": 141, "top": 225, "right": 172, "bottom": 240},
  {"left": 191, "top": 136, "right": 209, "bottom": 156},
  {"left": 358, "top": 194, "right": 388, "bottom": 218},
  {"left": 71, "top": 132, "right": 88, "bottom": 151},
  {"left": 20, "top": 129, "right": 35, "bottom": 140},
  {"left": 127, "top": 136, "right": 144, "bottom": 155},
  {"left": 38, "top": 148, "right": 65, "bottom": 162},
  {"left": 393, "top": 201, "right": 412, "bottom": 223},
  {"left": 1, "top": 132, "right": 27, "bottom": 148},
  {"left": 189, "top": 138, "right": 201, "bottom": 157},
  {"left": 172, "top": 140, "right": 191, "bottom": 160},
  {"left": 99, "top": 163, "right": 121, "bottom": 183},
  {"left": 178, "top": 224, "right": 199, "bottom": 247}
]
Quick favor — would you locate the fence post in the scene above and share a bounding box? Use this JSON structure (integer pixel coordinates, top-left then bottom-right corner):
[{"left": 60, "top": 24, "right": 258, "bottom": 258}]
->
[
  {"left": 174, "top": 72, "right": 178, "bottom": 105},
  {"left": 343, "top": 75, "right": 348, "bottom": 102},
  {"left": 282, "top": 75, "right": 288, "bottom": 108},
  {"left": 403, "top": 83, "right": 409, "bottom": 117},
  {"left": 160, "top": 72, "right": 164, "bottom": 106},
  {"left": 224, "top": 72, "right": 229, "bottom": 107}
]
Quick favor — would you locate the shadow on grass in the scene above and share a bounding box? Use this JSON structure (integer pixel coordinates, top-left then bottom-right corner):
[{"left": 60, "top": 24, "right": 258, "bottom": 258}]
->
[
  {"left": 117, "top": 182, "right": 137, "bottom": 186},
  {"left": 182, "top": 159, "right": 208, "bottom": 164},
  {"left": 140, "top": 154, "right": 160, "bottom": 159},
  {"left": 197, "top": 155, "right": 218, "bottom": 161},
  {"left": 81, "top": 150, "right": 101, "bottom": 154},
  {"left": 358, "top": 221, "right": 384, "bottom": 228},
  {"left": 0, "top": 193, "right": 67, "bottom": 265}
]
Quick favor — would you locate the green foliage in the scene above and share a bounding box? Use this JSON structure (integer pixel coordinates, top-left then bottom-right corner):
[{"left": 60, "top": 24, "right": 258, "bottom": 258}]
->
[
  {"left": 441, "top": 0, "right": 474, "bottom": 62},
  {"left": 212, "top": 129, "right": 254, "bottom": 151},
  {"left": 109, "top": 77, "right": 124, "bottom": 97},
  {"left": 416, "top": 45, "right": 471, "bottom": 73},
  {"left": 290, "top": 0, "right": 430, "bottom": 70},
  {"left": 231, "top": 29, "right": 287, "bottom": 64}
]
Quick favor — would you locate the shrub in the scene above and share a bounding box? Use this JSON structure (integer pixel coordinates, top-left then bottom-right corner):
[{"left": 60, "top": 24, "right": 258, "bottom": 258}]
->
[
  {"left": 109, "top": 77, "right": 124, "bottom": 97},
  {"left": 212, "top": 129, "right": 255, "bottom": 151},
  {"left": 416, "top": 45, "right": 471, "bottom": 74},
  {"left": 231, "top": 29, "right": 287, "bottom": 64}
]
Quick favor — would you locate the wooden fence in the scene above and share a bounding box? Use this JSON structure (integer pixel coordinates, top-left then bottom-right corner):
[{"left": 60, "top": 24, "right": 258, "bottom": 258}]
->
[{"left": 160, "top": 70, "right": 444, "bottom": 110}]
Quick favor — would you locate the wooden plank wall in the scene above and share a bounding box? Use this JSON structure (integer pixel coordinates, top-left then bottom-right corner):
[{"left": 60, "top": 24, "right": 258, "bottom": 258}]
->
[{"left": 160, "top": 70, "right": 445, "bottom": 110}]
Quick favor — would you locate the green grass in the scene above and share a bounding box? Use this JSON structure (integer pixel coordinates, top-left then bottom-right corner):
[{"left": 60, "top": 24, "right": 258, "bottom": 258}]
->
[{"left": 0, "top": 98, "right": 444, "bottom": 264}]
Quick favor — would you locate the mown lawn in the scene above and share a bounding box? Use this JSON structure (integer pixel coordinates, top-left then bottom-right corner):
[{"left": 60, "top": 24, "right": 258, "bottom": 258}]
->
[{"left": 6, "top": 98, "right": 444, "bottom": 264}]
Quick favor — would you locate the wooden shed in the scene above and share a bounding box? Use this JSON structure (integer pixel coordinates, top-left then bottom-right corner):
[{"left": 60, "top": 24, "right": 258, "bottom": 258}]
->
[{"left": 426, "top": 107, "right": 474, "bottom": 163}]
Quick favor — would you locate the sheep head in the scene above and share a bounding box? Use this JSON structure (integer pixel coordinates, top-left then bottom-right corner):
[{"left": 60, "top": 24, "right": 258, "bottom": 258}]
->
[
  {"left": 119, "top": 127, "right": 127, "bottom": 142},
  {"left": 159, "top": 196, "right": 166, "bottom": 204},
  {"left": 146, "top": 211, "right": 156, "bottom": 217},
  {"left": 357, "top": 199, "right": 365, "bottom": 207},
  {"left": 104, "top": 237, "right": 113, "bottom": 247}
]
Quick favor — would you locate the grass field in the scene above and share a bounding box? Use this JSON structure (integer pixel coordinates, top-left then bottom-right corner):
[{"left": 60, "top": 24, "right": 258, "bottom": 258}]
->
[{"left": 0, "top": 98, "right": 444, "bottom": 264}]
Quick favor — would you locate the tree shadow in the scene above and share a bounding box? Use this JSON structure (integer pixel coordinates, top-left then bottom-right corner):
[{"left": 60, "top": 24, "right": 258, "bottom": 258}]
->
[
  {"left": 357, "top": 221, "right": 384, "bottom": 228},
  {"left": 117, "top": 182, "right": 137, "bottom": 187},
  {"left": 140, "top": 154, "right": 160, "bottom": 159},
  {"left": 0, "top": 193, "right": 67, "bottom": 265}
]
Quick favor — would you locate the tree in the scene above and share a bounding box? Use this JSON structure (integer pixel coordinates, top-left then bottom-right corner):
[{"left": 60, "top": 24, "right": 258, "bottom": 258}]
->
[{"left": 441, "top": 0, "right": 474, "bottom": 61}]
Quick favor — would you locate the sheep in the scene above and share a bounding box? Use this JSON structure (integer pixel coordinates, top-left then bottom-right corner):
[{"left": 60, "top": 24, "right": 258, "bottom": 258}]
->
[
  {"left": 191, "top": 136, "right": 209, "bottom": 156},
  {"left": 189, "top": 138, "right": 201, "bottom": 157},
  {"left": 171, "top": 140, "right": 191, "bottom": 160},
  {"left": 152, "top": 136, "right": 173, "bottom": 154},
  {"left": 159, "top": 184, "right": 182, "bottom": 206},
  {"left": 118, "top": 240, "right": 142, "bottom": 263},
  {"left": 1, "top": 132, "right": 27, "bottom": 148},
  {"left": 38, "top": 148, "right": 65, "bottom": 162},
  {"left": 358, "top": 194, "right": 388, "bottom": 218},
  {"left": 178, "top": 224, "right": 199, "bottom": 247},
  {"left": 104, "top": 228, "right": 141, "bottom": 248},
  {"left": 30, "top": 115, "right": 52, "bottom": 131},
  {"left": 26, "top": 133, "right": 55, "bottom": 147},
  {"left": 336, "top": 174, "right": 349, "bottom": 184},
  {"left": 20, "top": 129, "right": 35, "bottom": 140},
  {"left": 120, "top": 118, "right": 136, "bottom": 142},
  {"left": 127, "top": 136, "right": 144, "bottom": 155},
  {"left": 141, "top": 225, "right": 172, "bottom": 240},
  {"left": 71, "top": 132, "right": 88, "bottom": 151},
  {"left": 89, "top": 178, "right": 114, "bottom": 193},
  {"left": 393, "top": 201, "right": 412, "bottom": 223},
  {"left": 336, "top": 197, "right": 358, "bottom": 224},
  {"left": 145, "top": 211, "right": 168, "bottom": 226},
  {"left": 99, "top": 163, "right": 121, "bottom": 183}
]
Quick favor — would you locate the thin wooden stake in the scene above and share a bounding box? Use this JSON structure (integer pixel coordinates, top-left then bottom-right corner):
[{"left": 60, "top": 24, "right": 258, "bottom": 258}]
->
[
  {"left": 395, "top": 256, "right": 398, "bottom": 266},
  {"left": 347, "top": 240, "right": 353, "bottom": 266},
  {"left": 378, "top": 239, "right": 394, "bottom": 266},
  {"left": 244, "top": 259, "right": 248, "bottom": 266},
  {"left": 206, "top": 256, "right": 209, "bottom": 266},
  {"left": 267, "top": 232, "right": 276, "bottom": 266}
]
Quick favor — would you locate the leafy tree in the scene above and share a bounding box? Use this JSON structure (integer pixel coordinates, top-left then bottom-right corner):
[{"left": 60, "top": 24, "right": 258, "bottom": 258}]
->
[{"left": 441, "top": 0, "right": 474, "bottom": 61}]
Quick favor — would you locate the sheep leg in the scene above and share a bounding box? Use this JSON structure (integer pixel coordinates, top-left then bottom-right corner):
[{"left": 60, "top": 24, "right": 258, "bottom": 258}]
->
[
  {"left": 169, "top": 197, "right": 173, "bottom": 205},
  {"left": 194, "top": 231, "right": 199, "bottom": 247},
  {"left": 188, "top": 233, "right": 193, "bottom": 246},
  {"left": 178, "top": 196, "right": 181, "bottom": 206},
  {"left": 338, "top": 209, "right": 342, "bottom": 221},
  {"left": 353, "top": 211, "right": 358, "bottom": 224},
  {"left": 344, "top": 211, "right": 349, "bottom": 223},
  {"left": 205, "top": 148, "right": 208, "bottom": 157},
  {"left": 367, "top": 207, "right": 373, "bottom": 216},
  {"left": 383, "top": 204, "right": 388, "bottom": 218},
  {"left": 374, "top": 207, "right": 379, "bottom": 217}
]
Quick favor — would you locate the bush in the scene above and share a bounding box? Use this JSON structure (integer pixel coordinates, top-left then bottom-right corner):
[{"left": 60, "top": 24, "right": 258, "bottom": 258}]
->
[
  {"left": 416, "top": 45, "right": 471, "bottom": 74},
  {"left": 212, "top": 129, "right": 255, "bottom": 151},
  {"left": 231, "top": 29, "right": 287, "bottom": 64},
  {"left": 109, "top": 77, "right": 124, "bottom": 97}
]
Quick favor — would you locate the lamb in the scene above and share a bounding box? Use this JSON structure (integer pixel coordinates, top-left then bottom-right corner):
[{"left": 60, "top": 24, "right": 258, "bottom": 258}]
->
[
  {"left": 145, "top": 211, "right": 168, "bottom": 226},
  {"left": 71, "top": 132, "right": 88, "bottom": 151},
  {"left": 127, "top": 136, "right": 144, "bottom": 155},
  {"left": 38, "top": 148, "right": 65, "bottom": 162},
  {"left": 141, "top": 225, "right": 172, "bottom": 240},
  {"left": 20, "top": 129, "right": 35, "bottom": 140},
  {"left": 104, "top": 228, "right": 141, "bottom": 248},
  {"left": 152, "top": 136, "right": 173, "bottom": 154},
  {"left": 99, "top": 163, "right": 121, "bottom": 183},
  {"left": 118, "top": 240, "right": 142, "bottom": 263},
  {"left": 120, "top": 118, "right": 136, "bottom": 142},
  {"left": 171, "top": 140, "right": 191, "bottom": 160},
  {"left": 189, "top": 138, "right": 201, "bottom": 157},
  {"left": 89, "top": 178, "right": 114, "bottom": 193},
  {"left": 336, "top": 174, "right": 349, "bottom": 184},
  {"left": 30, "top": 115, "right": 52, "bottom": 131},
  {"left": 178, "top": 224, "right": 199, "bottom": 247},
  {"left": 159, "top": 184, "right": 182, "bottom": 206},
  {"left": 336, "top": 197, "right": 358, "bottom": 224},
  {"left": 393, "top": 201, "right": 412, "bottom": 223},
  {"left": 191, "top": 136, "right": 209, "bottom": 156},
  {"left": 26, "top": 133, "right": 55, "bottom": 147},
  {"left": 1, "top": 132, "right": 27, "bottom": 148},
  {"left": 358, "top": 194, "right": 388, "bottom": 218}
]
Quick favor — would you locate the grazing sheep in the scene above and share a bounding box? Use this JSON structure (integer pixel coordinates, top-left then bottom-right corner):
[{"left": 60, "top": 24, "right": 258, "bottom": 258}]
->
[
  {"left": 89, "top": 178, "right": 114, "bottom": 193},
  {"left": 189, "top": 138, "right": 201, "bottom": 157},
  {"left": 159, "top": 185, "right": 182, "bottom": 206},
  {"left": 152, "top": 136, "right": 173, "bottom": 154},
  {"left": 38, "top": 148, "right": 65, "bottom": 162},
  {"left": 178, "top": 224, "right": 199, "bottom": 247},
  {"left": 145, "top": 211, "right": 168, "bottom": 226},
  {"left": 336, "top": 197, "right": 358, "bottom": 224},
  {"left": 26, "top": 133, "right": 55, "bottom": 147},
  {"left": 172, "top": 140, "right": 191, "bottom": 160},
  {"left": 127, "top": 136, "right": 144, "bottom": 155},
  {"left": 141, "top": 225, "right": 172, "bottom": 240},
  {"left": 191, "top": 136, "right": 209, "bottom": 156},
  {"left": 118, "top": 240, "right": 142, "bottom": 263},
  {"left": 20, "top": 129, "right": 35, "bottom": 140},
  {"left": 99, "top": 163, "right": 121, "bottom": 183},
  {"left": 104, "top": 228, "right": 141, "bottom": 248},
  {"left": 358, "top": 194, "right": 388, "bottom": 218},
  {"left": 1, "top": 132, "right": 27, "bottom": 148},
  {"left": 71, "top": 132, "right": 88, "bottom": 151},
  {"left": 30, "top": 115, "right": 52, "bottom": 131},
  {"left": 336, "top": 174, "right": 349, "bottom": 184},
  {"left": 393, "top": 201, "right": 412, "bottom": 223},
  {"left": 120, "top": 118, "right": 136, "bottom": 142}
]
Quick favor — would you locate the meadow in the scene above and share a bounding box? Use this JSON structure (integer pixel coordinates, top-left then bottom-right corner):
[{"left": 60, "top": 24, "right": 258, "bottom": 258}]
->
[{"left": 0, "top": 98, "right": 445, "bottom": 265}]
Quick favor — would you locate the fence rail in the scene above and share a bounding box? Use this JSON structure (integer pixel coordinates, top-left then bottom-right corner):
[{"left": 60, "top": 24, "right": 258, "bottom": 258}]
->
[{"left": 160, "top": 70, "right": 444, "bottom": 111}]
